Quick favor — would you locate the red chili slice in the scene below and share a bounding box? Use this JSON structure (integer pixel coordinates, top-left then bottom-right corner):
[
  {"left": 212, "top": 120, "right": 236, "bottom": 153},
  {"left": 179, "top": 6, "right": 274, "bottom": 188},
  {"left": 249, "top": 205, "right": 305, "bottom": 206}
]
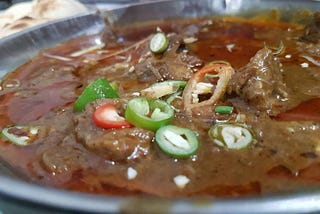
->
[
  {"left": 182, "top": 61, "right": 234, "bottom": 115},
  {"left": 93, "top": 103, "right": 132, "bottom": 129}
]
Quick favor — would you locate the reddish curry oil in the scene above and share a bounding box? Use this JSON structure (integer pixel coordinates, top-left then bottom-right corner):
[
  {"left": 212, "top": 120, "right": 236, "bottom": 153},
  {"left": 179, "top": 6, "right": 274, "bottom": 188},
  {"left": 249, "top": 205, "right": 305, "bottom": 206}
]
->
[{"left": 0, "top": 14, "right": 319, "bottom": 197}]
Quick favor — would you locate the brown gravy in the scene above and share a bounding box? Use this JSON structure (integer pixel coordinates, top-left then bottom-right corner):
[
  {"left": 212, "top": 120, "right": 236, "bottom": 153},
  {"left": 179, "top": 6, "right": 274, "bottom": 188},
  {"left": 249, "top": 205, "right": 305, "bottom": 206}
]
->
[{"left": 0, "top": 13, "right": 320, "bottom": 198}]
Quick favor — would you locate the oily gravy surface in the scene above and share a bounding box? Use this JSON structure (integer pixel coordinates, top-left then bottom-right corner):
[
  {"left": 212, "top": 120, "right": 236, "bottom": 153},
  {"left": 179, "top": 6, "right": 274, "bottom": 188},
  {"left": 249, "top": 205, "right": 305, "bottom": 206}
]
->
[{"left": 0, "top": 11, "right": 320, "bottom": 197}]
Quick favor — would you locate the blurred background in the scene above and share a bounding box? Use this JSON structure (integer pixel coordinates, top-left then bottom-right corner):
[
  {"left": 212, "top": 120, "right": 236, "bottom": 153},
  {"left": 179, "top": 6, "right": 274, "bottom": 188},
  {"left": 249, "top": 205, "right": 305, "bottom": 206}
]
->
[
  {"left": 0, "top": 0, "right": 165, "bottom": 39},
  {"left": 0, "top": 0, "right": 158, "bottom": 10}
]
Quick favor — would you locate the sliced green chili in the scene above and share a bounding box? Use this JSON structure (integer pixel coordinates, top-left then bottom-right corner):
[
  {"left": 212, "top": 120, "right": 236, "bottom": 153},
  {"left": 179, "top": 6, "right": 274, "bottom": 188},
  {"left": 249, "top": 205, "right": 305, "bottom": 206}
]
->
[
  {"left": 1, "top": 125, "right": 39, "bottom": 146},
  {"left": 166, "top": 91, "right": 182, "bottom": 105},
  {"left": 208, "top": 123, "right": 254, "bottom": 150},
  {"left": 155, "top": 125, "right": 199, "bottom": 158},
  {"left": 125, "top": 97, "right": 174, "bottom": 131},
  {"left": 150, "top": 32, "right": 169, "bottom": 54},
  {"left": 73, "top": 78, "right": 119, "bottom": 112},
  {"left": 214, "top": 106, "right": 234, "bottom": 114},
  {"left": 110, "top": 81, "right": 118, "bottom": 92},
  {"left": 158, "top": 80, "right": 186, "bottom": 88}
]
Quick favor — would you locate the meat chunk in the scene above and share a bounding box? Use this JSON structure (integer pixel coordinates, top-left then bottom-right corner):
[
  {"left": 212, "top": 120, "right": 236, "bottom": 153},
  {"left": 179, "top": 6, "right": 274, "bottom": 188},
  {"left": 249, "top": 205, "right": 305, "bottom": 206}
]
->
[
  {"left": 134, "top": 33, "right": 203, "bottom": 82},
  {"left": 80, "top": 128, "right": 152, "bottom": 162},
  {"left": 300, "top": 12, "right": 320, "bottom": 44},
  {"left": 230, "top": 47, "right": 290, "bottom": 116},
  {"left": 41, "top": 142, "right": 89, "bottom": 174},
  {"left": 298, "top": 12, "right": 320, "bottom": 56},
  {"left": 74, "top": 99, "right": 153, "bottom": 162}
]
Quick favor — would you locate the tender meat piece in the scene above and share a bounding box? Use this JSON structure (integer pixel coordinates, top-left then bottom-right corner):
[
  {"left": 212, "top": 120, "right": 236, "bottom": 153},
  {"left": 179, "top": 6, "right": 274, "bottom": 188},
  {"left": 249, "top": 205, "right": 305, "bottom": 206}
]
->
[
  {"left": 134, "top": 33, "right": 203, "bottom": 82},
  {"left": 135, "top": 60, "right": 170, "bottom": 82},
  {"left": 300, "top": 12, "right": 320, "bottom": 43},
  {"left": 298, "top": 12, "right": 320, "bottom": 56},
  {"left": 41, "top": 142, "right": 89, "bottom": 174},
  {"left": 74, "top": 99, "right": 153, "bottom": 162},
  {"left": 298, "top": 42, "right": 320, "bottom": 57},
  {"left": 80, "top": 128, "right": 152, "bottom": 162},
  {"left": 230, "top": 48, "right": 290, "bottom": 116}
]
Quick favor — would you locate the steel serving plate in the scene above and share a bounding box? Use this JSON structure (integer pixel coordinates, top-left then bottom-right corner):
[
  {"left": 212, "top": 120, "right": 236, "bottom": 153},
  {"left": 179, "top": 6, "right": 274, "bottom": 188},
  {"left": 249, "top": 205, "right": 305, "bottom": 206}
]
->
[{"left": 0, "top": 0, "right": 320, "bottom": 213}]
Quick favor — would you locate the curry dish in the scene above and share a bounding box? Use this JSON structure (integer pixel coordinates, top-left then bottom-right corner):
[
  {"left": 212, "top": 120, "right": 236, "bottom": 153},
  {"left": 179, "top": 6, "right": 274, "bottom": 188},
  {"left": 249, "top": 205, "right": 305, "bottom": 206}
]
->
[{"left": 0, "top": 11, "right": 320, "bottom": 197}]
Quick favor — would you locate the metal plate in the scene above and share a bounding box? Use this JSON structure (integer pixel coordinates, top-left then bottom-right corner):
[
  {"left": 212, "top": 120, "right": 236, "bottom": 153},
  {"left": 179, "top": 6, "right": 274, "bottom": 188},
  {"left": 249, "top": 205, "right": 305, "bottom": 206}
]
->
[
  {"left": 0, "top": 12, "right": 105, "bottom": 76},
  {"left": 0, "top": 0, "right": 319, "bottom": 213}
]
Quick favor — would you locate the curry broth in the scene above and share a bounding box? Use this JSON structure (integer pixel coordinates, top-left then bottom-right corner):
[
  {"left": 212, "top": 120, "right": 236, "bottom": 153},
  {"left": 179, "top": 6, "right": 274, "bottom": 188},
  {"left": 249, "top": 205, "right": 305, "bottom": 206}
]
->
[{"left": 0, "top": 15, "right": 320, "bottom": 197}]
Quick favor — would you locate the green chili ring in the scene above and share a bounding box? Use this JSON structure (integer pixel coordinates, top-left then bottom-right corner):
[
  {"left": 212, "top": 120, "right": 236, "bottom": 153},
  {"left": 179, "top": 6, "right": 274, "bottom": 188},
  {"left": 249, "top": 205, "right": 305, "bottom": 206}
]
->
[
  {"left": 149, "top": 32, "right": 169, "bottom": 54},
  {"left": 125, "top": 97, "right": 174, "bottom": 131},
  {"left": 208, "top": 123, "right": 254, "bottom": 150},
  {"left": 155, "top": 125, "right": 199, "bottom": 158},
  {"left": 1, "top": 125, "right": 40, "bottom": 146}
]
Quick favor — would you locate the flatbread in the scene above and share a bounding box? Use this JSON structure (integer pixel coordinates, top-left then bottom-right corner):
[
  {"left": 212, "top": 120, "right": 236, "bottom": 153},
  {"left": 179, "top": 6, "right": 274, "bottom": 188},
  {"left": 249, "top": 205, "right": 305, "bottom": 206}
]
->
[{"left": 0, "top": 0, "right": 88, "bottom": 39}]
